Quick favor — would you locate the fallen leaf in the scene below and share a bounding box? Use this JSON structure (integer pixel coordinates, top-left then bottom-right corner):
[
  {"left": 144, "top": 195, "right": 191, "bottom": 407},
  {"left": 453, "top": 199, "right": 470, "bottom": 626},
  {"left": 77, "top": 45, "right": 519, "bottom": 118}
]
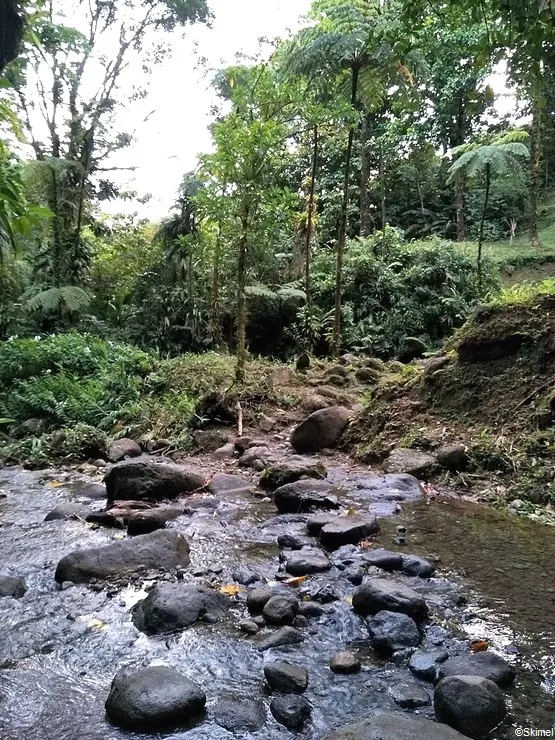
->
[
  {"left": 87, "top": 618, "right": 107, "bottom": 631},
  {"left": 284, "top": 575, "right": 308, "bottom": 587},
  {"left": 360, "top": 539, "right": 374, "bottom": 549},
  {"left": 218, "top": 584, "right": 242, "bottom": 596},
  {"left": 469, "top": 639, "right": 489, "bottom": 653},
  {"left": 48, "top": 481, "right": 64, "bottom": 488},
  {"left": 346, "top": 508, "right": 357, "bottom": 516}
]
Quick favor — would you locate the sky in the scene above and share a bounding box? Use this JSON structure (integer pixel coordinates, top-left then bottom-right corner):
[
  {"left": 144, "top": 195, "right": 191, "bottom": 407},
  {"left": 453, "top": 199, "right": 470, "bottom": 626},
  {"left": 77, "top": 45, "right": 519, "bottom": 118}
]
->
[{"left": 106, "top": 0, "right": 312, "bottom": 219}]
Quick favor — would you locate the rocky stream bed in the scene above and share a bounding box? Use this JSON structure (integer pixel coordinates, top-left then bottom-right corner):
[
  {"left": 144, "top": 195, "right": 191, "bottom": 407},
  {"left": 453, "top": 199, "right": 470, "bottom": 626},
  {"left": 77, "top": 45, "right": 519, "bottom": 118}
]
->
[{"left": 0, "top": 417, "right": 554, "bottom": 740}]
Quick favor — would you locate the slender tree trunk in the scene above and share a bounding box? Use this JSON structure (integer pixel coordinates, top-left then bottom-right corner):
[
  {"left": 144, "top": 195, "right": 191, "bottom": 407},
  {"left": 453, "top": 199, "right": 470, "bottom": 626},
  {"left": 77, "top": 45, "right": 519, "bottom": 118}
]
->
[
  {"left": 212, "top": 224, "right": 222, "bottom": 346},
  {"left": 333, "top": 65, "right": 359, "bottom": 358},
  {"left": 360, "top": 112, "right": 372, "bottom": 237},
  {"left": 477, "top": 163, "right": 491, "bottom": 294},
  {"left": 379, "top": 139, "right": 386, "bottom": 232},
  {"left": 454, "top": 173, "right": 466, "bottom": 241},
  {"left": 235, "top": 203, "right": 249, "bottom": 383},
  {"left": 305, "top": 124, "right": 318, "bottom": 322},
  {"left": 530, "top": 92, "right": 543, "bottom": 249}
]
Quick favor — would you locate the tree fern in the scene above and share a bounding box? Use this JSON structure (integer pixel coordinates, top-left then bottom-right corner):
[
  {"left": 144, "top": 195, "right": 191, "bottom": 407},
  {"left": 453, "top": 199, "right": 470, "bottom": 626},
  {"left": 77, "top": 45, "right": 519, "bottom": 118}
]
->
[{"left": 26, "top": 286, "right": 91, "bottom": 315}]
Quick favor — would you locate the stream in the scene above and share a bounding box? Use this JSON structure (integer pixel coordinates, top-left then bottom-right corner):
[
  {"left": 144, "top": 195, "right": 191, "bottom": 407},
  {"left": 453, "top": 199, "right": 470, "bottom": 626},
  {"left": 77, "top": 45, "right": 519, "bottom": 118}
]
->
[{"left": 0, "top": 458, "right": 553, "bottom": 740}]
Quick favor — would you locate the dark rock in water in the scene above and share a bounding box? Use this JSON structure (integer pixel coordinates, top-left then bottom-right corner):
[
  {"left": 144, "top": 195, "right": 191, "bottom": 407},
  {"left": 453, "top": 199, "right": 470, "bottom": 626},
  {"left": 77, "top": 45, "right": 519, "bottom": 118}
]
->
[
  {"left": 382, "top": 449, "right": 435, "bottom": 478},
  {"left": 296, "top": 352, "right": 311, "bottom": 372},
  {"left": 308, "top": 583, "right": 339, "bottom": 603},
  {"left": 306, "top": 512, "right": 338, "bottom": 535},
  {"left": 213, "top": 698, "right": 265, "bottom": 733},
  {"left": 285, "top": 548, "right": 331, "bottom": 576},
  {"left": 398, "top": 336, "right": 427, "bottom": 363},
  {"left": 85, "top": 511, "right": 126, "bottom": 530},
  {"left": 247, "top": 588, "right": 277, "bottom": 615},
  {"left": 436, "top": 651, "right": 516, "bottom": 688},
  {"left": 367, "top": 610, "right": 422, "bottom": 652},
  {"left": 290, "top": 406, "right": 352, "bottom": 454},
  {"left": 330, "top": 651, "right": 361, "bottom": 674},
  {"left": 263, "top": 595, "right": 299, "bottom": 626},
  {"left": 76, "top": 482, "right": 107, "bottom": 500},
  {"left": 298, "top": 601, "right": 325, "bottom": 618},
  {"left": 132, "top": 582, "right": 229, "bottom": 634},
  {"left": 127, "top": 506, "right": 183, "bottom": 536},
  {"left": 277, "top": 533, "right": 313, "bottom": 550},
  {"left": 402, "top": 554, "right": 435, "bottom": 578},
  {"left": 437, "top": 444, "right": 468, "bottom": 471},
  {"left": 108, "top": 438, "right": 142, "bottom": 463},
  {"left": 257, "top": 627, "right": 304, "bottom": 652},
  {"left": 319, "top": 514, "right": 380, "bottom": 549},
  {"left": 362, "top": 549, "right": 404, "bottom": 571},
  {"left": 264, "top": 661, "right": 309, "bottom": 694},
  {"left": 192, "top": 429, "right": 227, "bottom": 452},
  {"left": 352, "top": 578, "right": 428, "bottom": 621},
  {"left": 105, "top": 460, "right": 205, "bottom": 503},
  {"left": 259, "top": 514, "right": 308, "bottom": 529},
  {"left": 389, "top": 680, "right": 431, "bottom": 709},
  {"left": 209, "top": 473, "right": 253, "bottom": 495},
  {"left": 260, "top": 462, "right": 327, "bottom": 491},
  {"left": 435, "top": 675, "right": 506, "bottom": 739},
  {"left": 457, "top": 334, "right": 525, "bottom": 363},
  {"left": 105, "top": 665, "right": 205, "bottom": 731},
  {"left": 270, "top": 694, "right": 311, "bottom": 730},
  {"left": 0, "top": 575, "right": 27, "bottom": 599},
  {"left": 322, "top": 710, "right": 471, "bottom": 739},
  {"left": 409, "top": 648, "right": 449, "bottom": 681},
  {"left": 232, "top": 566, "right": 261, "bottom": 586},
  {"left": 239, "top": 620, "right": 259, "bottom": 634},
  {"left": 274, "top": 480, "right": 340, "bottom": 514},
  {"left": 344, "top": 565, "right": 365, "bottom": 585},
  {"left": 44, "top": 503, "right": 91, "bottom": 522},
  {"left": 54, "top": 529, "right": 190, "bottom": 584}
]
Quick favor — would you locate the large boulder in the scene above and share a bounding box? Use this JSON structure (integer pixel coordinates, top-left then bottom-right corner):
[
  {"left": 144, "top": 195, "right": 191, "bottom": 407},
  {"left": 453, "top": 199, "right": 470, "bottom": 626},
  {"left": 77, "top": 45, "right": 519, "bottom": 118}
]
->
[
  {"left": 352, "top": 579, "right": 428, "bottom": 621},
  {"left": 273, "top": 480, "right": 340, "bottom": 514},
  {"left": 263, "top": 595, "right": 299, "bottom": 626},
  {"left": 54, "top": 529, "right": 190, "bottom": 584},
  {"left": 402, "top": 554, "right": 435, "bottom": 578},
  {"left": 382, "top": 449, "right": 435, "bottom": 478},
  {"left": 323, "top": 711, "right": 473, "bottom": 739},
  {"left": 285, "top": 547, "right": 331, "bottom": 576},
  {"left": 437, "top": 444, "right": 468, "bottom": 471},
  {"left": 127, "top": 506, "right": 183, "bottom": 536},
  {"left": 105, "top": 460, "right": 205, "bottom": 503},
  {"left": 105, "top": 665, "right": 205, "bottom": 731},
  {"left": 260, "top": 462, "right": 327, "bottom": 491},
  {"left": 108, "top": 438, "right": 142, "bottom": 463},
  {"left": 213, "top": 698, "right": 265, "bottom": 733},
  {"left": 366, "top": 610, "right": 422, "bottom": 652},
  {"left": 208, "top": 473, "right": 253, "bottom": 495},
  {"left": 434, "top": 675, "right": 506, "bottom": 739},
  {"left": 409, "top": 648, "right": 450, "bottom": 681},
  {"left": 270, "top": 695, "right": 311, "bottom": 730},
  {"left": 132, "top": 583, "right": 229, "bottom": 634},
  {"left": 319, "top": 514, "right": 379, "bottom": 549},
  {"left": 290, "top": 407, "right": 353, "bottom": 454},
  {"left": 0, "top": 575, "right": 27, "bottom": 598},
  {"left": 362, "top": 549, "right": 404, "bottom": 571},
  {"left": 435, "top": 651, "right": 515, "bottom": 688},
  {"left": 264, "top": 661, "right": 309, "bottom": 694},
  {"left": 257, "top": 627, "right": 304, "bottom": 652}
]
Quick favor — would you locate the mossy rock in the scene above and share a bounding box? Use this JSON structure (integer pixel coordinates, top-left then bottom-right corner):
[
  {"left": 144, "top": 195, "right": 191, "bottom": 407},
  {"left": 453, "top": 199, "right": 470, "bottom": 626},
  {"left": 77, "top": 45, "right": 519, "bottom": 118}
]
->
[{"left": 259, "top": 462, "right": 328, "bottom": 491}]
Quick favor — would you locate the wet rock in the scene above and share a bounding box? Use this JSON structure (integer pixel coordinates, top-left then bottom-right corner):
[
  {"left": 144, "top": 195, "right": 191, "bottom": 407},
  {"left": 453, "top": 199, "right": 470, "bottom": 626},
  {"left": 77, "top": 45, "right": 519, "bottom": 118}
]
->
[
  {"left": 402, "top": 554, "right": 435, "bottom": 578},
  {"left": 344, "top": 565, "right": 365, "bottom": 585},
  {"left": 55, "top": 529, "right": 190, "bottom": 584},
  {"left": 247, "top": 588, "right": 276, "bottom": 615},
  {"left": 399, "top": 336, "right": 427, "bottom": 363},
  {"left": 323, "top": 710, "right": 471, "bottom": 739},
  {"left": 239, "top": 620, "right": 259, "bottom": 634},
  {"left": 362, "top": 549, "right": 404, "bottom": 571},
  {"left": 330, "top": 651, "right": 360, "bottom": 674},
  {"left": 274, "top": 480, "right": 339, "bottom": 515},
  {"left": 263, "top": 595, "right": 299, "bottom": 626},
  {"left": 383, "top": 449, "right": 435, "bottom": 478},
  {"left": 352, "top": 578, "right": 428, "bottom": 621},
  {"left": 238, "top": 445, "right": 270, "bottom": 468},
  {"left": 308, "top": 583, "right": 339, "bottom": 603},
  {"left": 44, "top": 503, "right": 91, "bottom": 522},
  {"left": 257, "top": 627, "right": 304, "bottom": 652},
  {"left": 213, "top": 698, "right": 265, "bottom": 733},
  {"left": 435, "top": 675, "right": 506, "bottom": 739},
  {"left": 306, "top": 512, "right": 338, "bottom": 535},
  {"left": 85, "top": 511, "right": 126, "bottom": 529},
  {"left": 260, "top": 513, "right": 308, "bottom": 529},
  {"left": 298, "top": 601, "right": 325, "bottom": 618},
  {"left": 270, "top": 695, "right": 311, "bottom": 730},
  {"left": 209, "top": 473, "right": 252, "bottom": 495},
  {"left": 285, "top": 548, "right": 331, "bottom": 576},
  {"left": 105, "top": 665, "right": 206, "bottom": 731},
  {"left": 355, "top": 367, "right": 380, "bottom": 384},
  {"left": 264, "top": 661, "right": 308, "bottom": 694},
  {"left": 232, "top": 566, "right": 261, "bottom": 586},
  {"left": 133, "top": 582, "right": 229, "bottom": 634},
  {"left": 0, "top": 575, "right": 27, "bottom": 599},
  {"left": 277, "top": 533, "right": 313, "bottom": 550},
  {"left": 437, "top": 444, "right": 468, "bottom": 471},
  {"left": 260, "top": 462, "right": 327, "bottom": 491},
  {"left": 367, "top": 610, "right": 422, "bottom": 652},
  {"left": 319, "top": 514, "right": 380, "bottom": 549},
  {"left": 192, "top": 429, "right": 227, "bottom": 452},
  {"left": 389, "top": 680, "right": 431, "bottom": 708},
  {"left": 105, "top": 460, "right": 205, "bottom": 503},
  {"left": 76, "top": 482, "right": 107, "bottom": 500},
  {"left": 409, "top": 648, "right": 449, "bottom": 681},
  {"left": 213, "top": 443, "right": 235, "bottom": 460},
  {"left": 436, "top": 651, "right": 516, "bottom": 688},
  {"left": 127, "top": 506, "right": 183, "bottom": 536},
  {"left": 108, "top": 438, "right": 142, "bottom": 463},
  {"left": 290, "top": 406, "right": 353, "bottom": 454}
]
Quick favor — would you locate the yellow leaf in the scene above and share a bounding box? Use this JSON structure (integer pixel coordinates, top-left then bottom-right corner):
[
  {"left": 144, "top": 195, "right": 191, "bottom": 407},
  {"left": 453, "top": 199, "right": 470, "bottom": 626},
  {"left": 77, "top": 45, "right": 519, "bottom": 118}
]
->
[
  {"left": 284, "top": 575, "right": 308, "bottom": 588},
  {"left": 49, "top": 481, "right": 64, "bottom": 488},
  {"left": 346, "top": 508, "right": 357, "bottom": 516},
  {"left": 218, "top": 584, "right": 242, "bottom": 596},
  {"left": 469, "top": 639, "right": 489, "bottom": 653},
  {"left": 87, "top": 618, "right": 107, "bottom": 631}
]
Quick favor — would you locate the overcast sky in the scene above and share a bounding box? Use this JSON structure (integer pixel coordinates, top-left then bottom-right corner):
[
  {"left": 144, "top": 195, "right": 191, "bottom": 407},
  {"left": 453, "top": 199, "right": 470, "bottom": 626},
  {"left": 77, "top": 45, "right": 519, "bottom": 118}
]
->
[{"left": 107, "top": 0, "right": 312, "bottom": 219}]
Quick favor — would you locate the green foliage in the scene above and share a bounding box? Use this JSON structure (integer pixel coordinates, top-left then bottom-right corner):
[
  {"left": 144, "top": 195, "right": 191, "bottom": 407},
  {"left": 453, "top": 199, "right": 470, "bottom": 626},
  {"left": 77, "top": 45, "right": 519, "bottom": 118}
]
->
[{"left": 489, "top": 279, "right": 555, "bottom": 307}]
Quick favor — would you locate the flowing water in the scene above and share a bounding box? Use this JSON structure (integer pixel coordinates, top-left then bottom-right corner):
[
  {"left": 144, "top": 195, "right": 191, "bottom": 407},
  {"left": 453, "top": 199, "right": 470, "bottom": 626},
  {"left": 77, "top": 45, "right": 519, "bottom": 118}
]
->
[{"left": 0, "top": 463, "right": 553, "bottom": 740}]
